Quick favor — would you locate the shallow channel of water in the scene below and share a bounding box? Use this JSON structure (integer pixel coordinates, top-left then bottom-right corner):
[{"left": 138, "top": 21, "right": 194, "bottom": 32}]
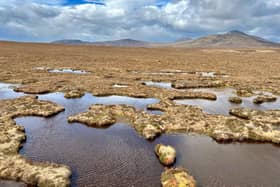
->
[
  {"left": 175, "top": 88, "right": 280, "bottom": 115},
  {"left": 143, "top": 82, "right": 280, "bottom": 115},
  {"left": 37, "top": 92, "right": 160, "bottom": 114},
  {"left": 48, "top": 69, "right": 88, "bottom": 74},
  {"left": 144, "top": 81, "right": 172, "bottom": 89},
  {"left": 112, "top": 84, "right": 128, "bottom": 88},
  {"left": 197, "top": 72, "right": 216, "bottom": 77}
]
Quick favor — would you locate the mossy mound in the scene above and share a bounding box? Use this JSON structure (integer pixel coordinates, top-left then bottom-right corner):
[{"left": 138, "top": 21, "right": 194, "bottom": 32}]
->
[
  {"left": 161, "top": 168, "right": 196, "bottom": 187},
  {"left": 228, "top": 96, "right": 242, "bottom": 104},
  {"left": 155, "top": 144, "right": 176, "bottom": 166}
]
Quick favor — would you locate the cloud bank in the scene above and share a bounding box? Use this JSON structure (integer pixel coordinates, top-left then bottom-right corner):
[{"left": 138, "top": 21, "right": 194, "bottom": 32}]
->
[{"left": 0, "top": 0, "right": 279, "bottom": 42}]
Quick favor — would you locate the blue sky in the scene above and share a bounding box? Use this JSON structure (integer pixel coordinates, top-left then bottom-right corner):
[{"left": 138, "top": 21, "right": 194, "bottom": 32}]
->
[
  {"left": 0, "top": 0, "right": 280, "bottom": 42},
  {"left": 65, "top": 0, "right": 169, "bottom": 6},
  {"left": 33, "top": 0, "right": 170, "bottom": 6},
  {"left": 64, "top": 0, "right": 106, "bottom": 6}
]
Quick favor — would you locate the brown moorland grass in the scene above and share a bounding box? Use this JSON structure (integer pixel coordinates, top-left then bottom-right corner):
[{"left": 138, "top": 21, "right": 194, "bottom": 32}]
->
[{"left": 0, "top": 41, "right": 279, "bottom": 97}]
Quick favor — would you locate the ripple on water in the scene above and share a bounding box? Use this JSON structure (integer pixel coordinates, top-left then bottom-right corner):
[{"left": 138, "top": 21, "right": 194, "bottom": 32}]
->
[{"left": 16, "top": 116, "right": 164, "bottom": 187}]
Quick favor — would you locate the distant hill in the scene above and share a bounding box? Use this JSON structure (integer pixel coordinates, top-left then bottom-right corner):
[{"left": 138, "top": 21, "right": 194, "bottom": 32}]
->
[
  {"left": 51, "top": 39, "right": 91, "bottom": 45},
  {"left": 165, "top": 30, "right": 280, "bottom": 48},
  {"left": 92, "top": 39, "right": 149, "bottom": 47},
  {"left": 51, "top": 31, "right": 280, "bottom": 48},
  {"left": 175, "top": 37, "right": 192, "bottom": 42},
  {"left": 52, "top": 38, "right": 150, "bottom": 47}
]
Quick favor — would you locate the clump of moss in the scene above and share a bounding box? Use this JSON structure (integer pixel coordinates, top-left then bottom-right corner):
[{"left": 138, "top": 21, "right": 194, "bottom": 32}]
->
[
  {"left": 68, "top": 110, "right": 116, "bottom": 127},
  {"left": 155, "top": 144, "right": 176, "bottom": 166},
  {"left": 161, "top": 168, "right": 196, "bottom": 187},
  {"left": 64, "top": 89, "right": 85, "bottom": 99},
  {"left": 253, "top": 95, "right": 277, "bottom": 104},
  {"left": 228, "top": 96, "right": 242, "bottom": 104}
]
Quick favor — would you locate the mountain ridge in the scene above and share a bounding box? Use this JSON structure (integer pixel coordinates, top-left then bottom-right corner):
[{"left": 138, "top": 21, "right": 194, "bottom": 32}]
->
[
  {"left": 166, "top": 30, "right": 280, "bottom": 48},
  {"left": 51, "top": 38, "right": 149, "bottom": 47},
  {"left": 51, "top": 30, "right": 280, "bottom": 48}
]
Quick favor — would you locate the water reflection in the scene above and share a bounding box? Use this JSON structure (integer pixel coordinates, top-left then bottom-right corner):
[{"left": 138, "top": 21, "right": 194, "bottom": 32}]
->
[
  {"left": 175, "top": 88, "right": 280, "bottom": 115},
  {"left": 38, "top": 92, "right": 159, "bottom": 115},
  {"left": 112, "top": 84, "right": 128, "bottom": 88},
  {"left": 143, "top": 81, "right": 172, "bottom": 89},
  {"left": 0, "top": 83, "right": 25, "bottom": 100},
  {"left": 48, "top": 69, "right": 88, "bottom": 74},
  {"left": 197, "top": 72, "right": 216, "bottom": 77}
]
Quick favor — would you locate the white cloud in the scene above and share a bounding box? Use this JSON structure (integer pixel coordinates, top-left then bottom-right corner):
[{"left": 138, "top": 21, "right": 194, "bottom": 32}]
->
[{"left": 0, "top": 0, "right": 279, "bottom": 42}]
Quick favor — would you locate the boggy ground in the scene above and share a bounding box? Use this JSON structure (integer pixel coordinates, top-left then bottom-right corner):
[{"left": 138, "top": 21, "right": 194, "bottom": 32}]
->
[
  {"left": 0, "top": 95, "right": 71, "bottom": 186},
  {"left": 68, "top": 99, "right": 280, "bottom": 143},
  {"left": 0, "top": 41, "right": 279, "bottom": 97},
  {"left": 0, "top": 41, "right": 280, "bottom": 186}
]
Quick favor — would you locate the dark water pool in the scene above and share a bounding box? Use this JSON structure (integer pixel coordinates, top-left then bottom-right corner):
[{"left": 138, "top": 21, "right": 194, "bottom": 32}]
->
[
  {"left": 16, "top": 118, "right": 163, "bottom": 187},
  {"left": 158, "top": 134, "right": 280, "bottom": 187},
  {"left": 15, "top": 113, "right": 280, "bottom": 187}
]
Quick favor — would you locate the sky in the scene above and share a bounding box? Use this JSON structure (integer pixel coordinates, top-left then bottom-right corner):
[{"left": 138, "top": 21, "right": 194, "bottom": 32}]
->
[{"left": 0, "top": 0, "right": 280, "bottom": 42}]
